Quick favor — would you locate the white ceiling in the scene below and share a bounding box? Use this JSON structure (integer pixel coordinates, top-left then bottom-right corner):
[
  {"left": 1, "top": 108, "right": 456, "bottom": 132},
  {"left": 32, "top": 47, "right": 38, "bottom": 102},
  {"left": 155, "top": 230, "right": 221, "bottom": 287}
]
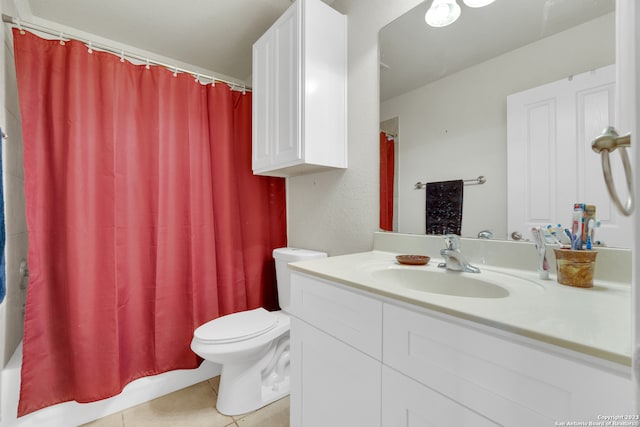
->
[
  {"left": 19, "top": 0, "right": 614, "bottom": 95},
  {"left": 380, "top": 0, "right": 615, "bottom": 101},
  {"left": 23, "top": 0, "right": 325, "bottom": 82}
]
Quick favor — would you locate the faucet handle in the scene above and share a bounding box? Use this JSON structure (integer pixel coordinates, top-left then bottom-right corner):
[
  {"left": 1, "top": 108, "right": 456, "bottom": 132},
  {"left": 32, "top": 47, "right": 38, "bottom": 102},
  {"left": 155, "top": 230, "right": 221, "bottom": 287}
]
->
[{"left": 443, "top": 234, "right": 460, "bottom": 250}]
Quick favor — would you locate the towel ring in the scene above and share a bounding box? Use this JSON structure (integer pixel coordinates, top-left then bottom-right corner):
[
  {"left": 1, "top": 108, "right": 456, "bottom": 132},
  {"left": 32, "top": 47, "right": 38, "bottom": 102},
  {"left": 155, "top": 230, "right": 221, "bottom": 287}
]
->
[{"left": 591, "top": 126, "right": 634, "bottom": 216}]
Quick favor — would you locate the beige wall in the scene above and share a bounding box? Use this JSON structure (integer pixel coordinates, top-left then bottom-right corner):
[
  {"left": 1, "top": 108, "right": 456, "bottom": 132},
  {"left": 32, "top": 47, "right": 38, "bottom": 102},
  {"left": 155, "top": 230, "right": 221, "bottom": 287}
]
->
[
  {"left": 286, "top": 0, "right": 422, "bottom": 256},
  {"left": 381, "top": 13, "right": 615, "bottom": 239}
]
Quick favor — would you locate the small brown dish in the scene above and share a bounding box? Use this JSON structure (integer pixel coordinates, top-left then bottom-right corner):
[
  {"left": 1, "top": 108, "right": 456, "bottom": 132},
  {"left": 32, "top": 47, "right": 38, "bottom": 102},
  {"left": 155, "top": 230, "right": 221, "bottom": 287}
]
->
[{"left": 396, "top": 255, "right": 430, "bottom": 266}]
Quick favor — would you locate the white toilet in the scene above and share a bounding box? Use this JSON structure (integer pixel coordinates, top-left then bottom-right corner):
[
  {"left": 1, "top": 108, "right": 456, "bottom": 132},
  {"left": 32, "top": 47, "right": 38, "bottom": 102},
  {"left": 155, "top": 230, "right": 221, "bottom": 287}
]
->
[{"left": 190, "top": 247, "right": 327, "bottom": 416}]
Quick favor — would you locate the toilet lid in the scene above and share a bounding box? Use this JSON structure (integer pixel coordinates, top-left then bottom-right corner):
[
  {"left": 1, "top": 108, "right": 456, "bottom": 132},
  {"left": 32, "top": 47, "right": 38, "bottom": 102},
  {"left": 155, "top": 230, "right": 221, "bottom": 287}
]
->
[{"left": 194, "top": 308, "right": 278, "bottom": 344}]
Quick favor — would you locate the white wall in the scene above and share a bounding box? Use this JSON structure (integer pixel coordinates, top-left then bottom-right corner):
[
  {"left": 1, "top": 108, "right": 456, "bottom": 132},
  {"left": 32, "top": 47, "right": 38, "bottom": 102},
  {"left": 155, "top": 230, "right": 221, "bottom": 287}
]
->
[
  {"left": 1, "top": 0, "right": 29, "bottom": 424},
  {"left": 287, "top": 0, "right": 422, "bottom": 256},
  {"left": 1, "top": 0, "right": 28, "bottom": 369},
  {"left": 381, "top": 13, "right": 615, "bottom": 240}
]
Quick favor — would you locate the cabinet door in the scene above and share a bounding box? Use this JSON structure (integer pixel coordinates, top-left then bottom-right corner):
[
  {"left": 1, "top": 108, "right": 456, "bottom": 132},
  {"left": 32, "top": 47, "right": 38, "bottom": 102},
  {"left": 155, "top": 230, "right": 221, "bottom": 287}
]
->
[
  {"left": 252, "top": 3, "right": 301, "bottom": 174},
  {"left": 252, "top": 31, "right": 273, "bottom": 172},
  {"left": 290, "top": 317, "right": 381, "bottom": 427},
  {"left": 382, "top": 366, "right": 498, "bottom": 427},
  {"left": 272, "top": 3, "right": 301, "bottom": 168}
]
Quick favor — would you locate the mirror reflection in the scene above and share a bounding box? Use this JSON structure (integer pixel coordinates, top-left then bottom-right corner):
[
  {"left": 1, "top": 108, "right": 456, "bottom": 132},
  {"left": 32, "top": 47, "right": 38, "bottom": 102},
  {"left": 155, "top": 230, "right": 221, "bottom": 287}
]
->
[{"left": 378, "top": 0, "right": 630, "bottom": 247}]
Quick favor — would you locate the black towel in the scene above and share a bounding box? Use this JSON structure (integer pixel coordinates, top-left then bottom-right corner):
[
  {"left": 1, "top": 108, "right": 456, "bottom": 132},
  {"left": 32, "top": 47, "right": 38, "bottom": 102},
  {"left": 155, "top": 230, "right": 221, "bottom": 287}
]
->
[{"left": 426, "top": 180, "right": 463, "bottom": 235}]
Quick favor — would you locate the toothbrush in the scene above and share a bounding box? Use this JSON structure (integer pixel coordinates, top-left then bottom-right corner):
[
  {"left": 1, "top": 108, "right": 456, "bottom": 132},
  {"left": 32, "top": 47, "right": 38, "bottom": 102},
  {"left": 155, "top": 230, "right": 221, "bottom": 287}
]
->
[
  {"left": 545, "top": 226, "right": 563, "bottom": 246},
  {"left": 554, "top": 224, "right": 572, "bottom": 245}
]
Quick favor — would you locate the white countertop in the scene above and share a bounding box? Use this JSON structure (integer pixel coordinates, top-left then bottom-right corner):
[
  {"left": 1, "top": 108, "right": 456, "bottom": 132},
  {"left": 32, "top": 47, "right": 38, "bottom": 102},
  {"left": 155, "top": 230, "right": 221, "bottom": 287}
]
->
[{"left": 289, "top": 250, "right": 631, "bottom": 366}]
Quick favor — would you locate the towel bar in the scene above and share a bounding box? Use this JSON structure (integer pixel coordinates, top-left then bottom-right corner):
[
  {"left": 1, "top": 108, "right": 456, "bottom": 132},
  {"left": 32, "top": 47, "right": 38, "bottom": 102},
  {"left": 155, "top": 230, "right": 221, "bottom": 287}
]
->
[
  {"left": 414, "top": 175, "right": 486, "bottom": 190},
  {"left": 591, "top": 126, "right": 634, "bottom": 216}
]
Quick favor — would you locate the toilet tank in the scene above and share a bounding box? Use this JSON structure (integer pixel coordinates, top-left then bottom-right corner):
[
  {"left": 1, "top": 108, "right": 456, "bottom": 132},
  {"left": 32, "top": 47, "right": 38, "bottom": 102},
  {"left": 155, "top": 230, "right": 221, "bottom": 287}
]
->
[{"left": 273, "top": 247, "right": 327, "bottom": 311}]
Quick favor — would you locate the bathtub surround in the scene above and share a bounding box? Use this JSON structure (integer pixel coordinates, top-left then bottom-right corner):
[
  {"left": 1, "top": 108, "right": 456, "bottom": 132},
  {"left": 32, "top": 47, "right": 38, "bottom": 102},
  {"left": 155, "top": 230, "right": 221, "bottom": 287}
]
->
[
  {"left": 13, "top": 30, "right": 286, "bottom": 416},
  {"left": 0, "top": 1, "right": 29, "bottom": 425}
]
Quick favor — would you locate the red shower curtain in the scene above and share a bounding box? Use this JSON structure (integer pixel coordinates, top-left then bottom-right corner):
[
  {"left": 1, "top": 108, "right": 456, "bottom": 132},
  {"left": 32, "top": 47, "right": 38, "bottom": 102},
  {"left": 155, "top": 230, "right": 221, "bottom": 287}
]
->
[
  {"left": 380, "top": 132, "right": 395, "bottom": 231},
  {"left": 13, "top": 29, "right": 286, "bottom": 416}
]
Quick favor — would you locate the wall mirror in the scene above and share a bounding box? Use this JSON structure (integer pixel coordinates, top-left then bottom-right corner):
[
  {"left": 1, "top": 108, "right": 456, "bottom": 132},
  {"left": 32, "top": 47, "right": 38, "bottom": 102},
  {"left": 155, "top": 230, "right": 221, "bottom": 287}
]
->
[{"left": 378, "top": 0, "right": 631, "bottom": 247}]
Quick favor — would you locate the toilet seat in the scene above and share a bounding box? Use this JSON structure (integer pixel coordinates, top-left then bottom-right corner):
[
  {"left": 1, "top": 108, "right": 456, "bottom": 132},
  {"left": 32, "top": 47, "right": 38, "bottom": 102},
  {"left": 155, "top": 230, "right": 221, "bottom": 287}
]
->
[{"left": 194, "top": 308, "right": 278, "bottom": 344}]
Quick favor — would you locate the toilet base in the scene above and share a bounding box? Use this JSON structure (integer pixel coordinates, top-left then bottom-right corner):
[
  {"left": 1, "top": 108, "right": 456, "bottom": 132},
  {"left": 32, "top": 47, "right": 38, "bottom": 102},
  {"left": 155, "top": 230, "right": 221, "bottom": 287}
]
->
[{"left": 215, "top": 334, "right": 290, "bottom": 416}]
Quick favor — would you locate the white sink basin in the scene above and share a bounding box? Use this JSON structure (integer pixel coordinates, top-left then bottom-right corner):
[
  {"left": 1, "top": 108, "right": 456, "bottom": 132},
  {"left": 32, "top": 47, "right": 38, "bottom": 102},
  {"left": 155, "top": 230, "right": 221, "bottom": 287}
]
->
[{"left": 363, "top": 264, "right": 544, "bottom": 299}]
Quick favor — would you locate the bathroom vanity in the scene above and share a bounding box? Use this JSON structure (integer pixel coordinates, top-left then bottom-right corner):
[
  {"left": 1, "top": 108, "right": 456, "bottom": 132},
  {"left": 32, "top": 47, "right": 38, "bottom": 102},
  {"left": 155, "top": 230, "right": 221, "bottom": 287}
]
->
[{"left": 287, "top": 234, "right": 633, "bottom": 427}]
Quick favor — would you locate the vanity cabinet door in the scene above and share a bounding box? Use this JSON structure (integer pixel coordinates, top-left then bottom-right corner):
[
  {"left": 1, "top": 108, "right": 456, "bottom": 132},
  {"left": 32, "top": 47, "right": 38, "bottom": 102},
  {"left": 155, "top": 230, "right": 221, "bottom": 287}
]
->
[
  {"left": 382, "top": 366, "right": 498, "bottom": 427},
  {"left": 383, "top": 303, "right": 633, "bottom": 425},
  {"left": 290, "top": 317, "right": 381, "bottom": 427}
]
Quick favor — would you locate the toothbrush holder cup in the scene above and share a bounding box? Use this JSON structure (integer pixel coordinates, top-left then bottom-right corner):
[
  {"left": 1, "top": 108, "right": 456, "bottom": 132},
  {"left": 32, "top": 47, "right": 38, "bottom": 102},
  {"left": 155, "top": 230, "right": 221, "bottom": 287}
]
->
[{"left": 553, "top": 249, "right": 598, "bottom": 288}]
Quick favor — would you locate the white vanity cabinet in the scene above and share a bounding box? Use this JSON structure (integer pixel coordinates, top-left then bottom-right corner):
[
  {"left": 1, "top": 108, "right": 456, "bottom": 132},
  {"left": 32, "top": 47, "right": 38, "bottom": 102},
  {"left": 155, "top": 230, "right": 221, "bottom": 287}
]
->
[
  {"left": 288, "top": 273, "right": 382, "bottom": 427},
  {"left": 289, "top": 271, "right": 633, "bottom": 427},
  {"left": 251, "top": 0, "right": 347, "bottom": 177}
]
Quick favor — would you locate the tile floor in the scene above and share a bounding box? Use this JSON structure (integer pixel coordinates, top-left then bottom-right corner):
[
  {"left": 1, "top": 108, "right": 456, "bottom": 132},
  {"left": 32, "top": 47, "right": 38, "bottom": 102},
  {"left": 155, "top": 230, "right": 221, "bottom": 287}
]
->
[{"left": 80, "top": 376, "right": 289, "bottom": 427}]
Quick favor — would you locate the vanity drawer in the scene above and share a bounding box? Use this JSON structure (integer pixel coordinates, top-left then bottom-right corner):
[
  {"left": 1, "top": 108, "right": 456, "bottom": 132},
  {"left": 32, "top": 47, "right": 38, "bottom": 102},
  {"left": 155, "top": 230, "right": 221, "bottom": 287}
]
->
[
  {"left": 383, "top": 303, "right": 632, "bottom": 425},
  {"left": 289, "top": 272, "right": 383, "bottom": 359}
]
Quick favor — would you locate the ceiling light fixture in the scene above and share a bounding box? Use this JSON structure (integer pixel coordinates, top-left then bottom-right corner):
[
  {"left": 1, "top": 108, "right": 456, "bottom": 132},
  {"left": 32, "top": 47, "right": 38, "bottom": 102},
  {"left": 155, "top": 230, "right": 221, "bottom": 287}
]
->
[
  {"left": 424, "top": 0, "right": 461, "bottom": 28},
  {"left": 462, "top": 0, "right": 496, "bottom": 7},
  {"left": 425, "top": 0, "right": 496, "bottom": 28}
]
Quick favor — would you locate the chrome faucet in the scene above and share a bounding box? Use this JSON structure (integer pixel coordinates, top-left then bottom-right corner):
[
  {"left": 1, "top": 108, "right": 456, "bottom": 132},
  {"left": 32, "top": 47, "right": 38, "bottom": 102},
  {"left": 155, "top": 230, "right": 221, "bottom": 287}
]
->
[
  {"left": 477, "top": 230, "right": 493, "bottom": 239},
  {"left": 438, "top": 234, "right": 480, "bottom": 273}
]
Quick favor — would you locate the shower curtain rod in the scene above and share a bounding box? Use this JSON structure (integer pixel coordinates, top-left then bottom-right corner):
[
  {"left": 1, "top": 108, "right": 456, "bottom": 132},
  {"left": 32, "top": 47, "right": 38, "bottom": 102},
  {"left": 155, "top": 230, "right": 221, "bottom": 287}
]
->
[{"left": 1, "top": 14, "right": 251, "bottom": 92}]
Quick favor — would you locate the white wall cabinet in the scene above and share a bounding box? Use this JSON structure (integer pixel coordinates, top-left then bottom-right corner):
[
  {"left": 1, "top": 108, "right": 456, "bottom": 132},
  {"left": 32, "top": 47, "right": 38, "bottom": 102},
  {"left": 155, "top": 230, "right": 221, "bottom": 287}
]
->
[
  {"left": 252, "top": 0, "right": 347, "bottom": 177},
  {"left": 289, "top": 271, "right": 633, "bottom": 426}
]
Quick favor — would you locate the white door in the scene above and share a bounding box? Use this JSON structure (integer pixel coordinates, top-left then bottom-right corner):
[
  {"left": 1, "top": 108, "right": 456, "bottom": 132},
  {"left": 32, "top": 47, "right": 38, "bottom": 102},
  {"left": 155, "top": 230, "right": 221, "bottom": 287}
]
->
[{"left": 507, "top": 65, "right": 632, "bottom": 247}]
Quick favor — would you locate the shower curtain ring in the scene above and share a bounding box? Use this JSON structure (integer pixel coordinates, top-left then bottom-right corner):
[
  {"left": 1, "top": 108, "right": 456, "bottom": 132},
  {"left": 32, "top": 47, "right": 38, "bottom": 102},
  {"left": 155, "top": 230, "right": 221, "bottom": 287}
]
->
[{"left": 16, "top": 18, "right": 25, "bottom": 35}]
